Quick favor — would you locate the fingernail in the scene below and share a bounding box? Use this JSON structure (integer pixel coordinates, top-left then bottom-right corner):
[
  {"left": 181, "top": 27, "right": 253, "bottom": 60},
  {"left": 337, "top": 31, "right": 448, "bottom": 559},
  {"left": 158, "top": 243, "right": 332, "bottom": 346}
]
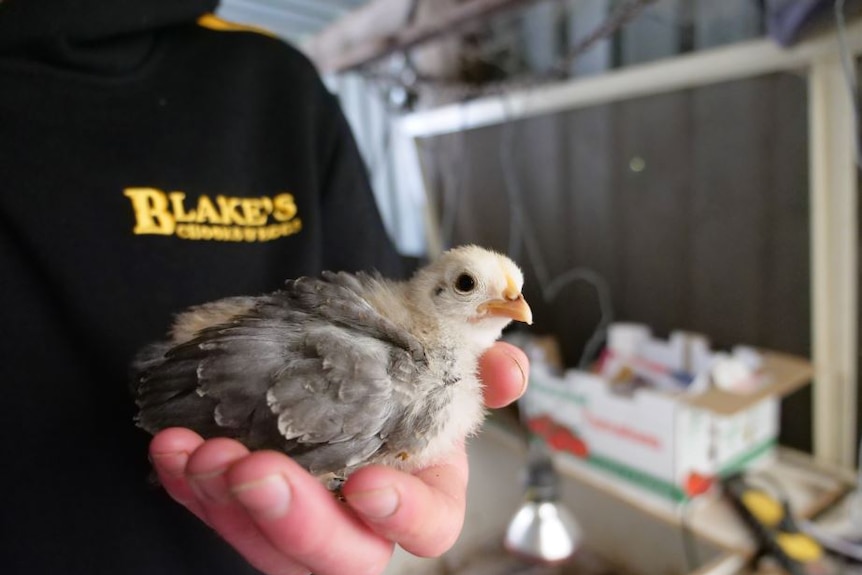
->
[
  {"left": 231, "top": 474, "right": 292, "bottom": 520},
  {"left": 189, "top": 469, "right": 231, "bottom": 504},
  {"left": 503, "top": 349, "right": 529, "bottom": 397},
  {"left": 150, "top": 451, "right": 189, "bottom": 478},
  {"left": 345, "top": 486, "right": 399, "bottom": 519}
]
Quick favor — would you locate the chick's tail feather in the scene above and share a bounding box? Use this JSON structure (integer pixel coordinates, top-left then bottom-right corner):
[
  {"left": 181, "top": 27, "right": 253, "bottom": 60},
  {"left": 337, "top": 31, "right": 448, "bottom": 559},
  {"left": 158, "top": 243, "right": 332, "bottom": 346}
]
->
[{"left": 131, "top": 341, "right": 227, "bottom": 439}]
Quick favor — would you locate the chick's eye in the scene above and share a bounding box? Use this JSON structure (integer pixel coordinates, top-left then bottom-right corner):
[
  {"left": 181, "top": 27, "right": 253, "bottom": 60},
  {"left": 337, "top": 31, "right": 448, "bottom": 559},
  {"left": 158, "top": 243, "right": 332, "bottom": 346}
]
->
[{"left": 454, "top": 273, "right": 476, "bottom": 294}]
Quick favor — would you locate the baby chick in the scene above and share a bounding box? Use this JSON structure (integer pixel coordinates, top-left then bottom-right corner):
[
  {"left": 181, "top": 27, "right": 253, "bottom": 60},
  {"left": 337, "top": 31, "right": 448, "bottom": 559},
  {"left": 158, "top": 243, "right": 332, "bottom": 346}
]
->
[{"left": 133, "top": 245, "right": 531, "bottom": 482}]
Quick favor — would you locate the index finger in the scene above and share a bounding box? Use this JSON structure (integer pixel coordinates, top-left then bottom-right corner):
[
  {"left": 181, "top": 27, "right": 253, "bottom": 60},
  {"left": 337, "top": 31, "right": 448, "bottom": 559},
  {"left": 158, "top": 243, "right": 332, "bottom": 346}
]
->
[
  {"left": 479, "top": 342, "right": 529, "bottom": 408},
  {"left": 342, "top": 445, "right": 470, "bottom": 558}
]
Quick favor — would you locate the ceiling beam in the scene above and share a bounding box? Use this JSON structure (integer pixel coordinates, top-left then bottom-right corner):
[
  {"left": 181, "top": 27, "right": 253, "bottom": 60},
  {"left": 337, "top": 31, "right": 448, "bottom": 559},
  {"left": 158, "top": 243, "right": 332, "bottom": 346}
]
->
[{"left": 310, "top": 0, "right": 547, "bottom": 73}]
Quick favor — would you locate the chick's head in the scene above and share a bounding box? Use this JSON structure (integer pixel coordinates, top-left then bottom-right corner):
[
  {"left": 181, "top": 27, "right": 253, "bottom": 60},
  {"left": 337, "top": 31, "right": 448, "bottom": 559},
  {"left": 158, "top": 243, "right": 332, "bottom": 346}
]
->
[{"left": 410, "top": 245, "right": 532, "bottom": 348}]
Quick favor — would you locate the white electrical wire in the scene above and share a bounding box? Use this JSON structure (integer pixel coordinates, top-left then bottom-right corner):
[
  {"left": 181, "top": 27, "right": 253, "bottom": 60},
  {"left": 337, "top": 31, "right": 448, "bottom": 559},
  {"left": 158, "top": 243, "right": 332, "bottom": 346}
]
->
[
  {"left": 443, "top": 106, "right": 472, "bottom": 250},
  {"left": 499, "top": 95, "right": 526, "bottom": 264},
  {"left": 498, "top": 91, "right": 615, "bottom": 369}
]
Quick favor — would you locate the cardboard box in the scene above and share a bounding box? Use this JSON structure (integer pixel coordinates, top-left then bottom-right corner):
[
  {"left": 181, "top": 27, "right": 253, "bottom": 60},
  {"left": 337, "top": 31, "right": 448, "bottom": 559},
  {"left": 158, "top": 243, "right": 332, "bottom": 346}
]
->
[{"left": 520, "top": 326, "right": 813, "bottom": 502}]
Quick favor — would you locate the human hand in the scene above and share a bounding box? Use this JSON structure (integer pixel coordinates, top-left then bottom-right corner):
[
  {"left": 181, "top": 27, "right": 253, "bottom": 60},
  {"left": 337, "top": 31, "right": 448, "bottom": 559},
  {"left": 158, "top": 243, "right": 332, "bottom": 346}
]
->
[{"left": 148, "top": 341, "right": 528, "bottom": 575}]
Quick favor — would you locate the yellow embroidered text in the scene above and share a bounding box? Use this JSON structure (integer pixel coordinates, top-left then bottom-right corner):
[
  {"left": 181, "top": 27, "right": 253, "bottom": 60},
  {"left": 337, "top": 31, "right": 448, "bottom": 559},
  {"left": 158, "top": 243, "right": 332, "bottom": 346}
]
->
[{"left": 124, "top": 188, "right": 302, "bottom": 243}]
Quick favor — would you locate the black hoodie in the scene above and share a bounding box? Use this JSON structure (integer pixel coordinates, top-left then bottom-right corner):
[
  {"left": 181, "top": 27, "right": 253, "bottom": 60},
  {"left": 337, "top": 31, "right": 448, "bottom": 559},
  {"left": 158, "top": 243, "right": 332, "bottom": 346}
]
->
[{"left": 0, "top": 1, "right": 402, "bottom": 573}]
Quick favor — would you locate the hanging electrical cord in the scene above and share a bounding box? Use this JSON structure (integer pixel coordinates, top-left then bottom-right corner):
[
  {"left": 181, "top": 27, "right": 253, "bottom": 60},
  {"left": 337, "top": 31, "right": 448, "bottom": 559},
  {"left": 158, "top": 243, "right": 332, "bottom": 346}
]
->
[
  {"left": 440, "top": 105, "right": 472, "bottom": 250},
  {"left": 544, "top": 267, "right": 615, "bottom": 369},
  {"left": 499, "top": 94, "right": 526, "bottom": 264},
  {"left": 834, "top": 0, "right": 862, "bottom": 170},
  {"left": 498, "top": 92, "right": 615, "bottom": 369}
]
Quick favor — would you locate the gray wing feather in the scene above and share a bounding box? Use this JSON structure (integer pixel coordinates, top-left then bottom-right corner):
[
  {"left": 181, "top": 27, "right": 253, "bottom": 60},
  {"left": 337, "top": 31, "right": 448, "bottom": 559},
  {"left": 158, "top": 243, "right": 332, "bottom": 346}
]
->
[
  {"left": 286, "top": 272, "right": 427, "bottom": 364},
  {"left": 133, "top": 273, "right": 425, "bottom": 475}
]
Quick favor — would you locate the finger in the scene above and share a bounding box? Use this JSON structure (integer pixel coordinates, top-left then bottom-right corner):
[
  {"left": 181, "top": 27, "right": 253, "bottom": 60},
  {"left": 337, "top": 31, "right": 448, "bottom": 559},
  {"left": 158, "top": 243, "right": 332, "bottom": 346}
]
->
[
  {"left": 479, "top": 342, "right": 529, "bottom": 408},
  {"left": 342, "top": 445, "right": 469, "bottom": 558},
  {"left": 185, "top": 439, "right": 309, "bottom": 575},
  {"left": 149, "top": 428, "right": 207, "bottom": 520},
  {"left": 226, "top": 451, "right": 394, "bottom": 575}
]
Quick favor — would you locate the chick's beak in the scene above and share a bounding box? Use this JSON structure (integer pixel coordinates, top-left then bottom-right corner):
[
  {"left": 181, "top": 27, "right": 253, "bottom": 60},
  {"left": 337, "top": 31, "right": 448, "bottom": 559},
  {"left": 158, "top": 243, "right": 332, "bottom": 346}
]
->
[{"left": 479, "top": 292, "right": 533, "bottom": 325}]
